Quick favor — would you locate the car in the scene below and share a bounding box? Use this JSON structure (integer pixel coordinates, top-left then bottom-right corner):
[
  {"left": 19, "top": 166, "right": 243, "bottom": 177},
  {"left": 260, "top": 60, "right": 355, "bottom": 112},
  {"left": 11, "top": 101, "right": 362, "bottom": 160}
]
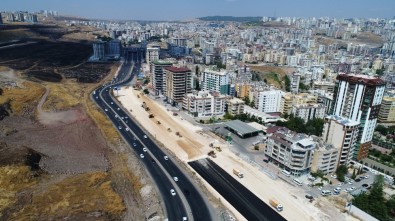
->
[
  {"left": 125, "top": 116, "right": 128, "bottom": 119},
  {"left": 164, "top": 156, "right": 169, "bottom": 160},
  {"left": 111, "top": 102, "right": 114, "bottom": 105},
  {"left": 337, "top": 182, "right": 343, "bottom": 187},
  {"left": 318, "top": 186, "right": 323, "bottom": 190},
  {"left": 173, "top": 177, "right": 179, "bottom": 182},
  {"left": 105, "top": 109, "right": 108, "bottom": 112},
  {"left": 96, "top": 96, "right": 98, "bottom": 99},
  {"left": 140, "top": 154, "right": 144, "bottom": 158},
  {"left": 350, "top": 187, "right": 356, "bottom": 191},
  {"left": 330, "top": 174, "right": 337, "bottom": 179},
  {"left": 182, "top": 217, "right": 188, "bottom": 221},
  {"left": 348, "top": 181, "right": 353, "bottom": 185},
  {"left": 363, "top": 175, "right": 370, "bottom": 179},
  {"left": 143, "top": 148, "right": 147, "bottom": 152},
  {"left": 143, "top": 135, "right": 148, "bottom": 139},
  {"left": 118, "top": 126, "right": 122, "bottom": 130},
  {"left": 133, "top": 143, "right": 137, "bottom": 147},
  {"left": 355, "top": 178, "right": 362, "bottom": 182},
  {"left": 362, "top": 183, "right": 369, "bottom": 188},
  {"left": 170, "top": 189, "right": 176, "bottom": 196},
  {"left": 305, "top": 194, "right": 313, "bottom": 200},
  {"left": 344, "top": 189, "right": 349, "bottom": 193},
  {"left": 117, "top": 108, "right": 120, "bottom": 110},
  {"left": 121, "top": 117, "right": 124, "bottom": 120},
  {"left": 126, "top": 127, "right": 129, "bottom": 131}
]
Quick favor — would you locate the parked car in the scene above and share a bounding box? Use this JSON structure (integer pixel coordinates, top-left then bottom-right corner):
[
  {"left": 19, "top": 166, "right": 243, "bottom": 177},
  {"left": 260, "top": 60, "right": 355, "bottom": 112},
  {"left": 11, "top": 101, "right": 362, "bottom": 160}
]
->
[{"left": 170, "top": 189, "right": 176, "bottom": 196}]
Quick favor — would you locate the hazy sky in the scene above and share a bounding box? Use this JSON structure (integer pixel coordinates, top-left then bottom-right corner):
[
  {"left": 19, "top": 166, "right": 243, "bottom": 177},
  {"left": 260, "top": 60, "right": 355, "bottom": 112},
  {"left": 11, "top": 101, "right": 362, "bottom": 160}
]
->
[{"left": 2, "top": 0, "right": 395, "bottom": 20}]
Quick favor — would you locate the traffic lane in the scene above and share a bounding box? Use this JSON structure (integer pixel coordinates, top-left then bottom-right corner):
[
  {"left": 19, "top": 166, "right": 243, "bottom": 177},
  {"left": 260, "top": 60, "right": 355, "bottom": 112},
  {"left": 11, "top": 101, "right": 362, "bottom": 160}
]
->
[
  {"left": 102, "top": 95, "right": 211, "bottom": 221},
  {"left": 189, "top": 158, "right": 286, "bottom": 221},
  {"left": 95, "top": 97, "right": 187, "bottom": 221}
]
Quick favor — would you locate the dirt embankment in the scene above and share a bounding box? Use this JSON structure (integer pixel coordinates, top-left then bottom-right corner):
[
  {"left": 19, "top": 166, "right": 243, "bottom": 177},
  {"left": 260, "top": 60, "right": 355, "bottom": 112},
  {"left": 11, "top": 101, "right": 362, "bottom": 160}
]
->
[
  {"left": 0, "top": 62, "right": 156, "bottom": 220},
  {"left": 250, "top": 65, "right": 295, "bottom": 89}
]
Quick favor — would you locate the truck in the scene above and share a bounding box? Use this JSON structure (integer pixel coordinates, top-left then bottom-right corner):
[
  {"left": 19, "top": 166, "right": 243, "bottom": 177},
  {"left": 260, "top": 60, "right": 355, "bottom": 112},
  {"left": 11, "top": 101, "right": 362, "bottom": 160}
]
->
[
  {"left": 269, "top": 199, "right": 283, "bottom": 212},
  {"left": 233, "top": 169, "right": 244, "bottom": 178}
]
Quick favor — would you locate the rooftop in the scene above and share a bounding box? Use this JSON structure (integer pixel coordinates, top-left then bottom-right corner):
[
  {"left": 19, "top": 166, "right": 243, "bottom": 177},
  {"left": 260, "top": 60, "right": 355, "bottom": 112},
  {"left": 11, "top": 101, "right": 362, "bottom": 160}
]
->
[
  {"left": 325, "top": 115, "right": 360, "bottom": 126},
  {"left": 224, "top": 120, "right": 261, "bottom": 136},
  {"left": 337, "top": 73, "right": 385, "bottom": 86},
  {"left": 164, "top": 66, "right": 191, "bottom": 73}
]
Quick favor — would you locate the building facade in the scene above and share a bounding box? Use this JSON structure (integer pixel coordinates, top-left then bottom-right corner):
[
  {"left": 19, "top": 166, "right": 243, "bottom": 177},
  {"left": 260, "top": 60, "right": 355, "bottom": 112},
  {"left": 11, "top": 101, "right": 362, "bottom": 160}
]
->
[
  {"left": 310, "top": 137, "right": 339, "bottom": 175},
  {"left": 93, "top": 41, "right": 106, "bottom": 60},
  {"left": 378, "top": 96, "right": 395, "bottom": 123},
  {"left": 291, "top": 103, "right": 325, "bottom": 122},
  {"left": 265, "top": 127, "right": 315, "bottom": 176},
  {"left": 257, "top": 90, "right": 283, "bottom": 113},
  {"left": 164, "top": 67, "right": 192, "bottom": 105},
  {"left": 182, "top": 91, "right": 226, "bottom": 118},
  {"left": 329, "top": 74, "right": 385, "bottom": 160},
  {"left": 290, "top": 72, "right": 301, "bottom": 93},
  {"left": 151, "top": 61, "right": 173, "bottom": 95},
  {"left": 322, "top": 115, "right": 360, "bottom": 166},
  {"left": 146, "top": 47, "right": 159, "bottom": 65},
  {"left": 201, "top": 70, "right": 230, "bottom": 95},
  {"left": 227, "top": 98, "right": 245, "bottom": 116}
]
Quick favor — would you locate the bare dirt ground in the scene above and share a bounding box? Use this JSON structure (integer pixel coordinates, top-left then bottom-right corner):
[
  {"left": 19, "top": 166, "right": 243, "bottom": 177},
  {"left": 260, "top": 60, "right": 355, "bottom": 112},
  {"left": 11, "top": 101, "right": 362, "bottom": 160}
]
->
[
  {"left": 0, "top": 63, "right": 163, "bottom": 220},
  {"left": 117, "top": 86, "right": 362, "bottom": 221}
]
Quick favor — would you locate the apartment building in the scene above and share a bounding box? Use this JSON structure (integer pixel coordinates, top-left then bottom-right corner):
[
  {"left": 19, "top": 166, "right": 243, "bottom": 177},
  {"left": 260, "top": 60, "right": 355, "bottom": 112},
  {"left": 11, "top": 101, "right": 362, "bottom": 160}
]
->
[
  {"left": 329, "top": 74, "right": 385, "bottom": 160},
  {"left": 201, "top": 70, "right": 230, "bottom": 95},
  {"left": 265, "top": 127, "right": 315, "bottom": 176},
  {"left": 378, "top": 96, "right": 395, "bottom": 123},
  {"left": 182, "top": 91, "right": 226, "bottom": 118},
  {"left": 291, "top": 103, "right": 325, "bottom": 122},
  {"left": 313, "top": 81, "right": 335, "bottom": 93},
  {"left": 322, "top": 115, "right": 360, "bottom": 166},
  {"left": 150, "top": 60, "right": 172, "bottom": 95},
  {"left": 235, "top": 83, "right": 250, "bottom": 98},
  {"left": 164, "top": 67, "right": 192, "bottom": 105},
  {"left": 226, "top": 98, "right": 245, "bottom": 116},
  {"left": 257, "top": 90, "right": 283, "bottom": 113},
  {"left": 146, "top": 47, "right": 159, "bottom": 65},
  {"left": 310, "top": 137, "right": 339, "bottom": 175},
  {"left": 290, "top": 72, "right": 301, "bottom": 93}
]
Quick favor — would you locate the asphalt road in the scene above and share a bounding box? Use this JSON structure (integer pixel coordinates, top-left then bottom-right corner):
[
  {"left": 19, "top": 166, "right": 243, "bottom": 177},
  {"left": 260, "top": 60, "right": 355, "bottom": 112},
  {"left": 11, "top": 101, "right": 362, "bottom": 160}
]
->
[
  {"left": 189, "top": 158, "right": 287, "bottom": 221},
  {"left": 92, "top": 50, "right": 211, "bottom": 221}
]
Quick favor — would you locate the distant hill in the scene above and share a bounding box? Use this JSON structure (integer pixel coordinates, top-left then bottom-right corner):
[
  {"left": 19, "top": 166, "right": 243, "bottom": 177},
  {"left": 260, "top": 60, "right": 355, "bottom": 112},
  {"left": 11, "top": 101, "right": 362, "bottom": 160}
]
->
[{"left": 198, "top": 16, "right": 262, "bottom": 22}]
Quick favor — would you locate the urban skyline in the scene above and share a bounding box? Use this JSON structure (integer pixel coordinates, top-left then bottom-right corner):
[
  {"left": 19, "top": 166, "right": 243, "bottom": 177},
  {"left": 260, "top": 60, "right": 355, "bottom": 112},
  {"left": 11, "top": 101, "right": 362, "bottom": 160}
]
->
[{"left": 2, "top": 0, "right": 395, "bottom": 21}]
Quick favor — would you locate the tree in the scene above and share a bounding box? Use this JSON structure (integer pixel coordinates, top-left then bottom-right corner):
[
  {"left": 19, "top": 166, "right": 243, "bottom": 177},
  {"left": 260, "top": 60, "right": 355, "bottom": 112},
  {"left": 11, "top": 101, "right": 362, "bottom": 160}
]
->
[
  {"left": 284, "top": 75, "right": 291, "bottom": 92},
  {"left": 376, "top": 125, "right": 388, "bottom": 136},
  {"left": 351, "top": 169, "right": 356, "bottom": 179},
  {"left": 195, "top": 65, "right": 199, "bottom": 76},
  {"left": 244, "top": 96, "right": 250, "bottom": 106},
  {"left": 376, "top": 68, "right": 385, "bottom": 76},
  {"left": 223, "top": 112, "right": 233, "bottom": 120},
  {"left": 335, "top": 165, "right": 347, "bottom": 182}
]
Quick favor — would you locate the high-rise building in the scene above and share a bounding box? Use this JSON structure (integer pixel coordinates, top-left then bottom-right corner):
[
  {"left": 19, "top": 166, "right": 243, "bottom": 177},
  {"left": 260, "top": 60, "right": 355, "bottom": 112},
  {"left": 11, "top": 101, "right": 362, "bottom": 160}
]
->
[
  {"left": 7, "top": 13, "right": 15, "bottom": 22},
  {"left": 201, "top": 70, "right": 230, "bottom": 95},
  {"left": 290, "top": 72, "right": 301, "bottom": 93},
  {"left": 146, "top": 47, "right": 159, "bottom": 66},
  {"left": 92, "top": 41, "right": 106, "bottom": 60},
  {"left": 107, "top": 40, "right": 121, "bottom": 58},
  {"left": 235, "top": 83, "right": 250, "bottom": 98},
  {"left": 329, "top": 74, "right": 385, "bottom": 160},
  {"left": 322, "top": 115, "right": 359, "bottom": 166},
  {"left": 164, "top": 67, "right": 192, "bottom": 105},
  {"left": 310, "top": 136, "right": 339, "bottom": 175},
  {"left": 151, "top": 60, "right": 172, "bottom": 96},
  {"left": 378, "top": 96, "right": 395, "bottom": 123},
  {"left": 257, "top": 90, "right": 283, "bottom": 113},
  {"left": 226, "top": 98, "right": 245, "bottom": 116},
  {"left": 0, "top": 13, "right": 3, "bottom": 24}
]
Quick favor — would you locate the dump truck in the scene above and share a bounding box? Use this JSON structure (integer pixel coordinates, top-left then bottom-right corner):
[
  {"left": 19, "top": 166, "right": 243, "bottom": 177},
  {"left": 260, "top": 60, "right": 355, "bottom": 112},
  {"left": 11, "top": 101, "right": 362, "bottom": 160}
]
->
[
  {"left": 269, "top": 199, "right": 283, "bottom": 212},
  {"left": 233, "top": 169, "right": 244, "bottom": 178},
  {"left": 208, "top": 150, "right": 216, "bottom": 158}
]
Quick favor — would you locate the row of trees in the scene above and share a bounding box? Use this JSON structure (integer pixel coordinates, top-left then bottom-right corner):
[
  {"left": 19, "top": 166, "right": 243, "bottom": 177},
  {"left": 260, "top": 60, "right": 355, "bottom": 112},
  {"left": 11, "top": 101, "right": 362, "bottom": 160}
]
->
[
  {"left": 353, "top": 175, "right": 395, "bottom": 221},
  {"left": 275, "top": 114, "right": 324, "bottom": 136}
]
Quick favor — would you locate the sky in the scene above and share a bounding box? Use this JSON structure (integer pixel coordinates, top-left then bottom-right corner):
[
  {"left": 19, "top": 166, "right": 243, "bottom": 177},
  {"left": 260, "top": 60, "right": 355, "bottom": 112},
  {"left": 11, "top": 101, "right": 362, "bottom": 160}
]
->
[{"left": 2, "top": 0, "right": 395, "bottom": 21}]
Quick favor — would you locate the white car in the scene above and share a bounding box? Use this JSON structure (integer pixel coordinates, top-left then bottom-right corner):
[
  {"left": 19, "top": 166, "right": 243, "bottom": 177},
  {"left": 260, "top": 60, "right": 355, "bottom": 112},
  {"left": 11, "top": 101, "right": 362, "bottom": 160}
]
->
[
  {"left": 348, "top": 181, "right": 353, "bottom": 185},
  {"left": 350, "top": 187, "right": 356, "bottom": 191},
  {"left": 170, "top": 189, "right": 176, "bottom": 196},
  {"left": 144, "top": 135, "right": 148, "bottom": 139},
  {"left": 338, "top": 182, "right": 343, "bottom": 187},
  {"left": 143, "top": 148, "right": 147, "bottom": 152},
  {"left": 173, "top": 177, "right": 178, "bottom": 182},
  {"left": 140, "top": 154, "right": 144, "bottom": 158},
  {"left": 105, "top": 109, "right": 108, "bottom": 112},
  {"left": 330, "top": 174, "right": 337, "bottom": 179},
  {"left": 126, "top": 127, "right": 129, "bottom": 131},
  {"left": 118, "top": 126, "right": 122, "bottom": 130},
  {"left": 111, "top": 102, "right": 114, "bottom": 105},
  {"left": 164, "top": 156, "right": 169, "bottom": 160},
  {"left": 96, "top": 96, "right": 98, "bottom": 99},
  {"left": 117, "top": 108, "right": 120, "bottom": 110}
]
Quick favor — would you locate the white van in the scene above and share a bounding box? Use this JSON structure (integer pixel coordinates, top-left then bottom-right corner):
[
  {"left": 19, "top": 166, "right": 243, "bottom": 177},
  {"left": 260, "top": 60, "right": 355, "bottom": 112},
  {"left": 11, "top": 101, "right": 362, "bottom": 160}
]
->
[
  {"left": 321, "top": 190, "right": 331, "bottom": 196},
  {"left": 293, "top": 178, "right": 303, "bottom": 186},
  {"left": 281, "top": 170, "right": 291, "bottom": 177}
]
